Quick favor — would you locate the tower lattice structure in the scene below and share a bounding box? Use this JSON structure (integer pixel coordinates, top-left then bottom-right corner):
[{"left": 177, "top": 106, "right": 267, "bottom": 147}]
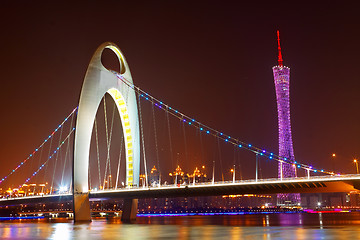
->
[{"left": 272, "top": 31, "right": 300, "bottom": 205}]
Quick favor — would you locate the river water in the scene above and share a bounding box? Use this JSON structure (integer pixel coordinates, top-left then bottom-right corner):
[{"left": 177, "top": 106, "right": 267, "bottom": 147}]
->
[{"left": 0, "top": 212, "right": 360, "bottom": 239}]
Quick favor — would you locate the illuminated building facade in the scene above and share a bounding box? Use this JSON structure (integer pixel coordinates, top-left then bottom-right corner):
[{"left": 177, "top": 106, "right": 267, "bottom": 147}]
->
[
  {"left": 168, "top": 165, "right": 207, "bottom": 185},
  {"left": 272, "top": 31, "right": 300, "bottom": 205},
  {"left": 169, "top": 165, "right": 188, "bottom": 185},
  {"left": 149, "top": 166, "right": 160, "bottom": 186}
]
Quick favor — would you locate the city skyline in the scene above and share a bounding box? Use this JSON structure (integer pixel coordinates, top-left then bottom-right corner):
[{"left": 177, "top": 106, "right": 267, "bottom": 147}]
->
[
  {"left": 0, "top": 2, "right": 360, "bottom": 181},
  {"left": 1, "top": 3, "right": 360, "bottom": 238}
]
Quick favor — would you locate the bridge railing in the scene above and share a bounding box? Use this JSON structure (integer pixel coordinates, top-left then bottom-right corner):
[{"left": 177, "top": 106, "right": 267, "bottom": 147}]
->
[
  {"left": 93, "top": 173, "right": 360, "bottom": 192},
  {"left": 2, "top": 174, "right": 359, "bottom": 200}
]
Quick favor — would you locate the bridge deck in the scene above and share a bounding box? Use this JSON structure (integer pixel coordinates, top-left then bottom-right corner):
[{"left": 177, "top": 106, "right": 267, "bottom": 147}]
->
[
  {"left": 0, "top": 175, "right": 359, "bottom": 206},
  {"left": 91, "top": 175, "right": 360, "bottom": 199}
]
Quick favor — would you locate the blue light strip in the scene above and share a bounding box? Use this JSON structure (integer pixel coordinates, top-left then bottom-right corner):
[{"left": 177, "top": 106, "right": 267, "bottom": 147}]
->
[
  {"left": 137, "top": 210, "right": 299, "bottom": 217},
  {"left": 22, "top": 128, "right": 75, "bottom": 186},
  {"left": 0, "top": 107, "right": 77, "bottom": 185},
  {"left": 115, "top": 73, "right": 334, "bottom": 176},
  {"left": 0, "top": 216, "right": 45, "bottom": 221}
]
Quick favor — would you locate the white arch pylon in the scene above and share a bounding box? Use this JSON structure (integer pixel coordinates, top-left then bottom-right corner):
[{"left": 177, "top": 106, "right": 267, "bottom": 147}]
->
[{"left": 73, "top": 42, "right": 140, "bottom": 222}]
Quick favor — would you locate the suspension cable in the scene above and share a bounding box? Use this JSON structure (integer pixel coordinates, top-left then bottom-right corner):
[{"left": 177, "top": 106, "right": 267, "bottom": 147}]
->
[
  {"left": 103, "top": 97, "right": 110, "bottom": 189},
  {"left": 151, "top": 98, "right": 161, "bottom": 185},
  {"left": 166, "top": 106, "right": 174, "bottom": 173},
  {"left": 181, "top": 117, "right": 189, "bottom": 174},
  {"left": 199, "top": 123, "right": 205, "bottom": 170},
  {"left": 115, "top": 73, "right": 333, "bottom": 176},
  {"left": 103, "top": 100, "right": 116, "bottom": 189},
  {"left": 108, "top": 103, "right": 116, "bottom": 188},
  {"left": 42, "top": 135, "right": 53, "bottom": 184},
  {"left": 61, "top": 111, "right": 75, "bottom": 188},
  {"left": 259, "top": 153, "right": 263, "bottom": 179},
  {"left": 34, "top": 144, "right": 44, "bottom": 183},
  {"left": 216, "top": 137, "right": 224, "bottom": 182},
  {"left": 94, "top": 118, "right": 102, "bottom": 189},
  {"left": 0, "top": 107, "right": 77, "bottom": 186},
  {"left": 115, "top": 134, "right": 124, "bottom": 189},
  {"left": 236, "top": 146, "right": 243, "bottom": 180},
  {"left": 50, "top": 124, "right": 64, "bottom": 193},
  {"left": 23, "top": 128, "right": 75, "bottom": 186},
  {"left": 137, "top": 92, "right": 148, "bottom": 187}
]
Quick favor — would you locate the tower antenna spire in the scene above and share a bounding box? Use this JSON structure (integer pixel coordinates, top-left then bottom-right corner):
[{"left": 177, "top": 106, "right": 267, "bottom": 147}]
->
[{"left": 277, "top": 30, "right": 283, "bottom": 66}]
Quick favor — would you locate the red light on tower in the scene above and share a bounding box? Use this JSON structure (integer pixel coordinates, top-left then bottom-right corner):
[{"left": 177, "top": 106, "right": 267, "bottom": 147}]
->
[{"left": 277, "top": 30, "right": 283, "bottom": 66}]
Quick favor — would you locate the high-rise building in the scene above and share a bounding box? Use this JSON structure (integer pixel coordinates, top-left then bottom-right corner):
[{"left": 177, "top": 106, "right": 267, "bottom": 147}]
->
[{"left": 272, "top": 31, "right": 300, "bottom": 206}]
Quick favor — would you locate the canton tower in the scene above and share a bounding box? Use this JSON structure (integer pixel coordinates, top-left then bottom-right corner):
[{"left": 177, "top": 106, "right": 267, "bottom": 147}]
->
[{"left": 272, "top": 31, "right": 300, "bottom": 206}]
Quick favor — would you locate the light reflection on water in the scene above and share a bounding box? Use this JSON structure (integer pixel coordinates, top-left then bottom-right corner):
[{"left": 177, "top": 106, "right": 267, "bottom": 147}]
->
[{"left": 0, "top": 213, "right": 359, "bottom": 239}]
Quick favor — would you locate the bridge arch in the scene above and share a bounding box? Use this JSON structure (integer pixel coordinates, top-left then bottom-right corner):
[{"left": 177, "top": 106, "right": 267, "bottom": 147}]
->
[{"left": 73, "top": 42, "right": 140, "bottom": 221}]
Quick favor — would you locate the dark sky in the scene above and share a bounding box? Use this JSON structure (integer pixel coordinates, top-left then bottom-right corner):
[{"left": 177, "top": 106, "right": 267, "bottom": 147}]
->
[{"left": 1, "top": 1, "right": 360, "bottom": 184}]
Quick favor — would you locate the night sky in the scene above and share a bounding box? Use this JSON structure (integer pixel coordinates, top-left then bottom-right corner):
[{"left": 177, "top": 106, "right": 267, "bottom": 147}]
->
[{"left": 1, "top": 2, "right": 360, "bottom": 184}]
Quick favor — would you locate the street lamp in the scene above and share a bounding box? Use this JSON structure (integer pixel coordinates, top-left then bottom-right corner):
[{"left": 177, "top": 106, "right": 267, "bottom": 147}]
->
[
  {"left": 332, "top": 153, "right": 336, "bottom": 171},
  {"left": 255, "top": 153, "right": 259, "bottom": 182},
  {"left": 231, "top": 166, "right": 235, "bottom": 183},
  {"left": 354, "top": 159, "right": 359, "bottom": 174},
  {"left": 108, "top": 175, "right": 112, "bottom": 189},
  {"left": 39, "top": 184, "right": 45, "bottom": 195}
]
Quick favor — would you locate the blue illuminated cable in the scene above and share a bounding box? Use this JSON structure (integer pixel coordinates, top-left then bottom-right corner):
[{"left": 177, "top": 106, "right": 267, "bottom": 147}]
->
[
  {"left": 0, "top": 107, "right": 78, "bottom": 185},
  {"left": 115, "top": 73, "right": 334, "bottom": 176}
]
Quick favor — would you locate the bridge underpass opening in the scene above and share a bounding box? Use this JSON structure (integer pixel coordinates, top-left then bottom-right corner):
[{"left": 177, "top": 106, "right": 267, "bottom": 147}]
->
[{"left": 88, "top": 94, "right": 128, "bottom": 192}]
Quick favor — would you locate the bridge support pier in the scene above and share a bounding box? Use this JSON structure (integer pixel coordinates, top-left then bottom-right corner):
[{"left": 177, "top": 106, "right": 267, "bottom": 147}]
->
[
  {"left": 73, "top": 193, "right": 91, "bottom": 222},
  {"left": 121, "top": 198, "right": 138, "bottom": 222}
]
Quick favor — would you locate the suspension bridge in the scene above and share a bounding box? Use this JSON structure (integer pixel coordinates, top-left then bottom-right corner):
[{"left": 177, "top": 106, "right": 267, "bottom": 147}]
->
[{"left": 0, "top": 42, "right": 359, "bottom": 222}]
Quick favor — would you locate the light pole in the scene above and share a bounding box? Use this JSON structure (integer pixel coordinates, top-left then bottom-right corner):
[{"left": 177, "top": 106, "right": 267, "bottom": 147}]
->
[
  {"left": 306, "top": 168, "right": 310, "bottom": 179},
  {"left": 212, "top": 160, "right": 215, "bottom": 185},
  {"left": 39, "top": 184, "right": 45, "bottom": 195},
  {"left": 255, "top": 153, "right": 259, "bottom": 182},
  {"left": 108, "top": 175, "right": 112, "bottom": 189},
  {"left": 231, "top": 166, "right": 235, "bottom": 183},
  {"left": 293, "top": 164, "right": 297, "bottom": 178},
  {"left": 354, "top": 159, "right": 359, "bottom": 174},
  {"left": 332, "top": 153, "right": 336, "bottom": 172}
]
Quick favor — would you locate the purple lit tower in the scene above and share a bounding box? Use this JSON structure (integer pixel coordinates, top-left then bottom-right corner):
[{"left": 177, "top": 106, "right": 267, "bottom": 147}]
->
[{"left": 272, "top": 31, "right": 300, "bottom": 206}]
